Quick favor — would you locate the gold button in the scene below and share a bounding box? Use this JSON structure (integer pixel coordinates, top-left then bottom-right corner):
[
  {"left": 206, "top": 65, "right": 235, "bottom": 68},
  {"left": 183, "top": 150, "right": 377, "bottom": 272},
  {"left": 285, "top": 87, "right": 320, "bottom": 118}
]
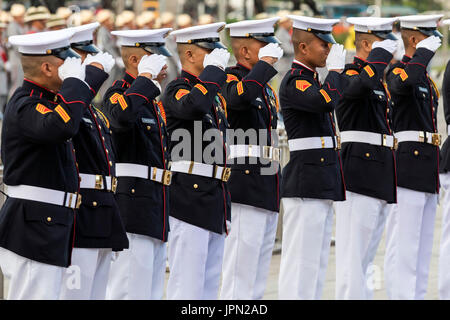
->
[
  {"left": 387, "top": 108, "right": 390, "bottom": 113},
  {"left": 193, "top": 184, "right": 198, "bottom": 189},
  {"left": 109, "top": 161, "right": 113, "bottom": 166},
  {"left": 131, "top": 188, "right": 135, "bottom": 194},
  {"left": 92, "top": 201, "right": 97, "bottom": 207},
  {"left": 164, "top": 147, "right": 167, "bottom": 151},
  {"left": 102, "top": 137, "right": 105, "bottom": 141},
  {"left": 147, "top": 125, "right": 151, "bottom": 130},
  {"left": 98, "top": 125, "right": 102, "bottom": 130},
  {"left": 110, "top": 130, "right": 112, "bottom": 134},
  {"left": 365, "top": 153, "right": 370, "bottom": 157},
  {"left": 47, "top": 217, "right": 52, "bottom": 222},
  {"left": 258, "top": 106, "right": 262, "bottom": 110},
  {"left": 432, "top": 107, "right": 435, "bottom": 112},
  {"left": 379, "top": 95, "right": 383, "bottom": 99},
  {"left": 414, "top": 150, "right": 419, "bottom": 156},
  {"left": 106, "top": 149, "right": 109, "bottom": 154},
  {"left": 160, "top": 123, "right": 163, "bottom": 127},
  {"left": 219, "top": 119, "right": 222, "bottom": 123},
  {"left": 245, "top": 170, "right": 250, "bottom": 174},
  {"left": 320, "top": 158, "right": 325, "bottom": 162}
]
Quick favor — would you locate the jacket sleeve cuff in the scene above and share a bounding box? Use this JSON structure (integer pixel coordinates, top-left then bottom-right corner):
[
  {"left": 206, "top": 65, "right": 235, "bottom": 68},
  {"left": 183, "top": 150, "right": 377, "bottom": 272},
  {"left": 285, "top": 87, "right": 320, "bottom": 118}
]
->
[
  {"left": 198, "top": 65, "right": 227, "bottom": 88},
  {"left": 366, "top": 48, "right": 393, "bottom": 74},
  {"left": 411, "top": 48, "right": 435, "bottom": 68},
  {"left": 126, "top": 76, "right": 161, "bottom": 101},
  {"left": 84, "top": 65, "right": 109, "bottom": 94},
  {"left": 59, "top": 77, "right": 94, "bottom": 106},
  {"left": 244, "top": 60, "right": 277, "bottom": 85}
]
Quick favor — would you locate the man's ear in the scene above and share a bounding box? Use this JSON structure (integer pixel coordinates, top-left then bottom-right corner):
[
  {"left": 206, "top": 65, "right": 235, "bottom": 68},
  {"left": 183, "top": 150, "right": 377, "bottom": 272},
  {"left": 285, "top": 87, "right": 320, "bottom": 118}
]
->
[
  {"left": 40, "top": 61, "right": 53, "bottom": 78},
  {"left": 362, "top": 39, "right": 372, "bottom": 52},
  {"left": 185, "top": 49, "right": 195, "bottom": 63},
  {"left": 410, "top": 35, "right": 419, "bottom": 48},
  {"left": 298, "top": 42, "right": 307, "bottom": 55},
  {"left": 240, "top": 46, "right": 249, "bottom": 60},
  {"left": 128, "top": 54, "right": 139, "bottom": 68}
]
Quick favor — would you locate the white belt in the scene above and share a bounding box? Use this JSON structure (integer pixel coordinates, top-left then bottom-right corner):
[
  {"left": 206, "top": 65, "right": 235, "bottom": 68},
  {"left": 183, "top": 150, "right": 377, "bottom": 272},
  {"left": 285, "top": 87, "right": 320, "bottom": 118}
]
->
[
  {"left": 448, "top": 125, "right": 450, "bottom": 136},
  {"left": 340, "top": 130, "right": 397, "bottom": 149},
  {"left": 79, "top": 173, "right": 117, "bottom": 192},
  {"left": 4, "top": 184, "right": 81, "bottom": 209},
  {"left": 288, "top": 136, "right": 340, "bottom": 151},
  {"left": 395, "top": 130, "right": 441, "bottom": 146},
  {"left": 228, "top": 144, "right": 280, "bottom": 161},
  {"left": 115, "top": 163, "right": 172, "bottom": 186},
  {"left": 170, "top": 160, "right": 231, "bottom": 182}
]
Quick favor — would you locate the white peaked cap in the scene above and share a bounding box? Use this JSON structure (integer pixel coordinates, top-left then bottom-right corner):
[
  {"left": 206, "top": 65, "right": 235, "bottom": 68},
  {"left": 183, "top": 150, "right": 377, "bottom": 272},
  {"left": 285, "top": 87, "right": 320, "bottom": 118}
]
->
[
  {"left": 289, "top": 15, "right": 339, "bottom": 32},
  {"left": 346, "top": 16, "right": 398, "bottom": 40},
  {"left": 9, "top": 28, "right": 75, "bottom": 54},
  {"left": 399, "top": 14, "right": 443, "bottom": 29},
  {"left": 112, "top": 28, "right": 172, "bottom": 46},
  {"left": 171, "top": 22, "right": 225, "bottom": 43},
  {"left": 226, "top": 17, "right": 280, "bottom": 37},
  {"left": 288, "top": 15, "right": 339, "bottom": 44},
  {"left": 70, "top": 22, "right": 99, "bottom": 43}
]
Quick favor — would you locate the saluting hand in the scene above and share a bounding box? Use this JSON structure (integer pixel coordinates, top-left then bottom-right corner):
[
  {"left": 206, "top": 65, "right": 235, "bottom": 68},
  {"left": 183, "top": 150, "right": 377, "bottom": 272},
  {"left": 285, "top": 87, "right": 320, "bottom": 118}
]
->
[
  {"left": 326, "top": 43, "right": 346, "bottom": 72},
  {"left": 83, "top": 52, "right": 116, "bottom": 74},
  {"left": 58, "top": 57, "right": 86, "bottom": 82},
  {"left": 138, "top": 54, "right": 167, "bottom": 80},
  {"left": 416, "top": 36, "right": 442, "bottom": 53},
  {"left": 258, "top": 43, "right": 284, "bottom": 65},
  {"left": 203, "top": 48, "right": 230, "bottom": 71},
  {"left": 372, "top": 39, "right": 398, "bottom": 54}
]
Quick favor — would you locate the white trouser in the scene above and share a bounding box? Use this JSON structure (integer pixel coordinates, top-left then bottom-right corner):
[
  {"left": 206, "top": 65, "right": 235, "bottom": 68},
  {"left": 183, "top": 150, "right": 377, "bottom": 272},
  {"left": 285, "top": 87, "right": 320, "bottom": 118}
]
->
[
  {"left": 439, "top": 172, "right": 450, "bottom": 300},
  {"left": 278, "top": 197, "right": 334, "bottom": 300},
  {"left": 167, "top": 216, "right": 225, "bottom": 300},
  {"left": 384, "top": 186, "right": 438, "bottom": 300},
  {"left": 59, "top": 248, "right": 112, "bottom": 300},
  {"left": 0, "top": 247, "right": 64, "bottom": 300},
  {"left": 106, "top": 233, "right": 167, "bottom": 300},
  {"left": 335, "top": 191, "right": 391, "bottom": 300},
  {"left": 220, "top": 203, "right": 278, "bottom": 300}
]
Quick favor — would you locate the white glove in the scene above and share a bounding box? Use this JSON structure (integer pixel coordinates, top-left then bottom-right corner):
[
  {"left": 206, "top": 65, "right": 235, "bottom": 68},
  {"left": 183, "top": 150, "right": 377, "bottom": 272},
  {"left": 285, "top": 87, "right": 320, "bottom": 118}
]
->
[
  {"left": 83, "top": 52, "right": 115, "bottom": 74},
  {"left": 258, "top": 43, "right": 284, "bottom": 60},
  {"left": 115, "top": 56, "right": 125, "bottom": 69},
  {"left": 58, "top": 57, "right": 85, "bottom": 82},
  {"left": 416, "top": 36, "right": 442, "bottom": 53},
  {"left": 203, "top": 48, "right": 230, "bottom": 70},
  {"left": 372, "top": 39, "right": 398, "bottom": 54},
  {"left": 138, "top": 54, "right": 167, "bottom": 79},
  {"left": 326, "top": 44, "right": 346, "bottom": 70},
  {"left": 111, "top": 251, "right": 120, "bottom": 261},
  {"left": 4, "top": 61, "right": 11, "bottom": 72},
  {"left": 226, "top": 220, "right": 232, "bottom": 234}
]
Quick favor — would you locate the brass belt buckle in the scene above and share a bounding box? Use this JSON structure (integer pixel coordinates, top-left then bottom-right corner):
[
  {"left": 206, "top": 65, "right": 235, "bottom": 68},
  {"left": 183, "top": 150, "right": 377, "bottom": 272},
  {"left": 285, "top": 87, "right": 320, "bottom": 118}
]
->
[
  {"left": 335, "top": 136, "right": 341, "bottom": 150},
  {"left": 75, "top": 193, "right": 82, "bottom": 209},
  {"left": 432, "top": 133, "right": 441, "bottom": 146},
  {"left": 262, "top": 146, "right": 272, "bottom": 160},
  {"left": 111, "top": 177, "right": 118, "bottom": 193},
  {"left": 95, "top": 175, "right": 103, "bottom": 190},
  {"left": 221, "top": 167, "right": 231, "bottom": 182},
  {"left": 272, "top": 147, "right": 281, "bottom": 162},
  {"left": 162, "top": 170, "right": 172, "bottom": 186}
]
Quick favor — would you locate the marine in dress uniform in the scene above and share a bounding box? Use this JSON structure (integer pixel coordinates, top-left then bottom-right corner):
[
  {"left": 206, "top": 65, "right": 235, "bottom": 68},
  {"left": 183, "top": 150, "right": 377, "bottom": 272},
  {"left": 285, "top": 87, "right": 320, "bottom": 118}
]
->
[
  {"left": 384, "top": 14, "right": 443, "bottom": 300},
  {"left": 161, "top": 23, "right": 231, "bottom": 299},
  {"left": 334, "top": 17, "right": 399, "bottom": 300},
  {"left": 219, "top": 17, "right": 284, "bottom": 300},
  {"left": 0, "top": 29, "right": 98, "bottom": 299},
  {"left": 101, "top": 29, "right": 172, "bottom": 300},
  {"left": 58, "top": 23, "right": 129, "bottom": 300},
  {"left": 277, "top": 16, "right": 346, "bottom": 300},
  {"left": 438, "top": 18, "right": 450, "bottom": 301}
]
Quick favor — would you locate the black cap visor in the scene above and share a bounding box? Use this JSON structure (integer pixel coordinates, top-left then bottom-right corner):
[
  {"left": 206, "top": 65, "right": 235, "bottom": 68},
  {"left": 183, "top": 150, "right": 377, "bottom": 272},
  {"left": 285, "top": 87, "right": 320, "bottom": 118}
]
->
[
  {"left": 141, "top": 43, "right": 173, "bottom": 57},
  {"left": 402, "top": 27, "right": 443, "bottom": 39},
  {"left": 372, "top": 30, "right": 398, "bottom": 40},
  {"left": 315, "top": 32, "right": 337, "bottom": 44},
  {"left": 71, "top": 40, "right": 100, "bottom": 54},
  {"left": 248, "top": 33, "right": 281, "bottom": 44},
  {"left": 22, "top": 46, "right": 81, "bottom": 60},
  {"left": 183, "top": 37, "right": 227, "bottom": 50}
]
